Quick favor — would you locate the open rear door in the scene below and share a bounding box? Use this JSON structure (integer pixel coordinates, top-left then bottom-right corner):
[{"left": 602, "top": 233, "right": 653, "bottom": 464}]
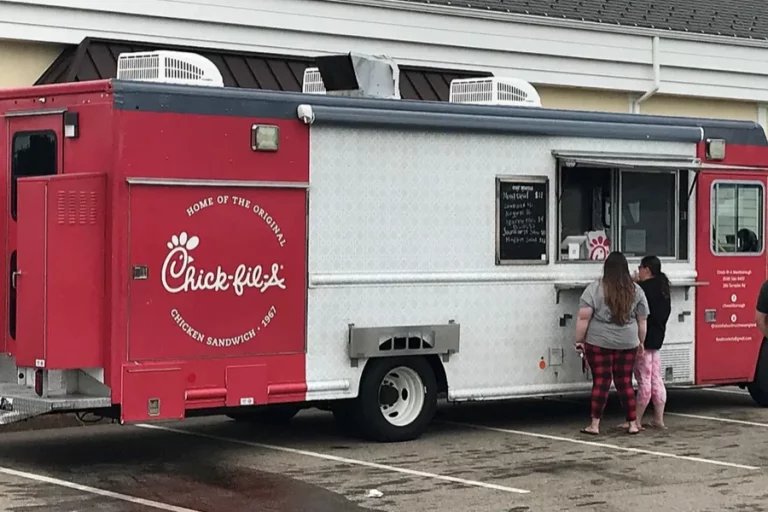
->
[
  {"left": 5, "top": 114, "right": 62, "bottom": 354},
  {"left": 15, "top": 173, "right": 107, "bottom": 370},
  {"left": 696, "top": 172, "right": 767, "bottom": 383}
]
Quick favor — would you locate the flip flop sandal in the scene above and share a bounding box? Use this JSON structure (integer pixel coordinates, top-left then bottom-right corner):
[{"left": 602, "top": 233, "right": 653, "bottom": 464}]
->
[{"left": 580, "top": 428, "right": 599, "bottom": 436}]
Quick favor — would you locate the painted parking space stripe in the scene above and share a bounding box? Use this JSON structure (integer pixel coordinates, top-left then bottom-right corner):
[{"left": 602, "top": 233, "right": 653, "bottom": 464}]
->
[
  {"left": 136, "top": 423, "right": 531, "bottom": 494},
  {"left": 0, "top": 466, "right": 199, "bottom": 512},
  {"left": 549, "top": 392, "right": 768, "bottom": 427},
  {"left": 667, "top": 412, "right": 768, "bottom": 427},
  {"left": 702, "top": 387, "right": 750, "bottom": 396},
  {"left": 439, "top": 421, "right": 759, "bottom": 471},
  {"left": 551, "top": 394, "right": 768, "bottom": 428}
]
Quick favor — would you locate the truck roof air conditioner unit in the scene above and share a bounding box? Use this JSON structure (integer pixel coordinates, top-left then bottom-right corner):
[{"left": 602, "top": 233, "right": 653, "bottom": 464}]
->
[
  {"left": 312, "top": 52, "right": 400, "bottom": 99},
  {"left": 449, "top": 77, "right": 541, "bottom": 107},
  {"left": 116, "top": 50, "right": 224, "bottom": 87},
  {"left": 302, "top": 67, "right": 326, "bottom": 95}
]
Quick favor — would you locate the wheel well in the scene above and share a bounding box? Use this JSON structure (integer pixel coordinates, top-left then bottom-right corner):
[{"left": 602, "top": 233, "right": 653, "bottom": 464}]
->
[
  {"left": 359, "top": 354, "right": 449, "bottom": 394},
  {"left": 424, "top": 355, "right": 448, "bottom": 394}
]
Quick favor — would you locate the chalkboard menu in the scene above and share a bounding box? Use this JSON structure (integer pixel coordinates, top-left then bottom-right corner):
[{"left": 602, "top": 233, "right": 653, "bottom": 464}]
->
[{"left": 495, "top": 176, "right": 549, "bottom": 264}]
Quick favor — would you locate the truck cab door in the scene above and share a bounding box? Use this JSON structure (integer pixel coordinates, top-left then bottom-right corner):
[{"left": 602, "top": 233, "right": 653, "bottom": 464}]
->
[
  {"left": 695, "top": 172, "right": 767, "bottom": 384},
  {"left": 5, "top": 114, "right": 62, "bottom": 354}
]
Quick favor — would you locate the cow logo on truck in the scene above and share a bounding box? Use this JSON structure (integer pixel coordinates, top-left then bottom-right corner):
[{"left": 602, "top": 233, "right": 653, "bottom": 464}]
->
[{"left": 160, "top": 193, "right": 289, "bottom": 348}]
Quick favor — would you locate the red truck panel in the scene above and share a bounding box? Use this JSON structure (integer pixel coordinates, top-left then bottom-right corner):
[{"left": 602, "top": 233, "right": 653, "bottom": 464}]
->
[
  {"left": 16, "top": 173, "right": 107, "bottom": 369},
  {"left": 127, "top": 184, "right": 307, "bottom": 361},
  {"left": 108, "top": 111, "right": 310, "bottom": 405},
  {"left": 122, "top": 366, "right": 185, "bottom": 422},
  {"left": 694, "top": 141, "right": 768, "bottom": 384}
]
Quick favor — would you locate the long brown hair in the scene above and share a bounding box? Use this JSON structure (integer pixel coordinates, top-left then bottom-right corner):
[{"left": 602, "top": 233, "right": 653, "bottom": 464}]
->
[{"left": 601, "top": 251, "right": 636, "bottom": 325}]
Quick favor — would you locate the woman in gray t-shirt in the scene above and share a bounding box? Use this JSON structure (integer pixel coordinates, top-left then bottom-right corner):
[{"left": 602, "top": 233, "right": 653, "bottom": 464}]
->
[{"left": 574, "top": 251, "right": 649, "bottom": 435}]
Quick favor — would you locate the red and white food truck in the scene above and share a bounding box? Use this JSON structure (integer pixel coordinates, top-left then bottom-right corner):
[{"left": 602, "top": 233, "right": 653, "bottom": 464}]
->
[{"left": 1, "top": 50, "right": 767, "bottom": 442}]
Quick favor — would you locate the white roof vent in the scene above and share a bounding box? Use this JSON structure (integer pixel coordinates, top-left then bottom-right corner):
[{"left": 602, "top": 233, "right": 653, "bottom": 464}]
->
[
  {"left": 116, "top": 50, "right": 224, "bottom": 87},
  {"left": 302, "top": 67, "right": 326, "bottom": 95},
  {"left": 449, "top": 77, "right": 541, "bottom": 107}
]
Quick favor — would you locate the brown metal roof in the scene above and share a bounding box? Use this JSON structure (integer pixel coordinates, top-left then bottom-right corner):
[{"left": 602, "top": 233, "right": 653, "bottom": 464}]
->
[{"left": 36, "top": 38, "right": 491, "bottom": 102}]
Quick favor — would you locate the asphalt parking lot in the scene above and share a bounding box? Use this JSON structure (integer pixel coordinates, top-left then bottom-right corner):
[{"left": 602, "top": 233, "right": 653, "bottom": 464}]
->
[{"left": 1, "top": 387, "right": 768, "bottom": 512}]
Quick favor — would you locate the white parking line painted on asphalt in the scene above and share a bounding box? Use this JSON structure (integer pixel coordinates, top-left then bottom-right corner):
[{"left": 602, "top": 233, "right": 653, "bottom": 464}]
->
[
  {"left": 549, "top": 394, "right": 768, "bottom": 428},
  {"left": 136, "top": 423, "right": 530, "bottom": 494},
  {"left": 0, "top": 466, "right": 199, "bottom": 512},
  {"left": 667, "top": 412, "right": 768, "bottom": 427},
  {"left": 440, "top": 421, "right": 759, "bottom": 471},
  {"left": 702, "top": 387, "right": 750, "bottom": 396}
]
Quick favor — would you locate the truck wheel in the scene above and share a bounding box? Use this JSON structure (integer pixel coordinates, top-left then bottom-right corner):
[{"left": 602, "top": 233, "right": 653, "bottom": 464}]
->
[
  {"left": 356, "top": 357, "right": 437, "bottom": 442},
  {"left": 226, "top": 404, "right": 301, "bottom": 425},
  {"left": 748, "top": 340, "right": 768, "bottom": 406}
]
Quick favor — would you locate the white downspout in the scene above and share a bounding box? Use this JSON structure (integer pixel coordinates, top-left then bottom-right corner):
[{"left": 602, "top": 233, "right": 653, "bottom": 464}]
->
[{"left": 631, "top": 36, "right": 660, "bottom": 114}]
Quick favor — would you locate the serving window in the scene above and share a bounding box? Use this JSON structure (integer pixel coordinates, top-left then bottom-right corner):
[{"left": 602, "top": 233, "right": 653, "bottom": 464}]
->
[{"left": 555, "top": 154, "right": 690, "bottom": 262}]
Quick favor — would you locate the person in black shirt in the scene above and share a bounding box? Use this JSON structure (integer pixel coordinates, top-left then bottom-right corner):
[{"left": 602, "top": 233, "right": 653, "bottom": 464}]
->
[
  {"left": 632, "top": 255, "right": 672, "bottom": 429},
  {"left": 755, "top": 280, "right": 768, "bottom": 339},
  {"left": 751, "top": 282, "right": 768, "bottom": 405}
]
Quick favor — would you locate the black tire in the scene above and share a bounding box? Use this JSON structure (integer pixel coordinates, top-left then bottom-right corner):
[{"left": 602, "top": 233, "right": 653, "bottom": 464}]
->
[
  {"left": 354, "top": 357, "right": 437, "bottom": 443},
  {"left": 226, "top": 403, "right": 301, "bottom": 425},
  {"left": 748, "top": 339, "right": 768, "bottom": 406}
]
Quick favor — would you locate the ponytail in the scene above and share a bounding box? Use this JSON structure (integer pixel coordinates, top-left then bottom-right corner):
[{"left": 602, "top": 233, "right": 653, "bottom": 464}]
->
[
  {"left": 657, "top": 271, "right": 671, "bottom": 300},
  {"left": 640, "top": 255, "right": 670, "bottom": 299}
]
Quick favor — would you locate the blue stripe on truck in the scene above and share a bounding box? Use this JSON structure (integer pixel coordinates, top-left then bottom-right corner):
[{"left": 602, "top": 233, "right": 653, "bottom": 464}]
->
[{"left": 112, "top": 80, "right": 766, "bottom": 146}]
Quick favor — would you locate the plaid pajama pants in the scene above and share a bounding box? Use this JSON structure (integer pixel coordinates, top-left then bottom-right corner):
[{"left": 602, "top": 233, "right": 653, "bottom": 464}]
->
[{"left": 584, "top": 342, "right": 638, "bottom": 421}]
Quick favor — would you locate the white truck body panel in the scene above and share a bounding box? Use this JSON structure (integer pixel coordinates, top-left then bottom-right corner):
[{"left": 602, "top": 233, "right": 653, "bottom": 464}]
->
[{"left": 304, "top": 128, "right": 697, "bottom": 401}]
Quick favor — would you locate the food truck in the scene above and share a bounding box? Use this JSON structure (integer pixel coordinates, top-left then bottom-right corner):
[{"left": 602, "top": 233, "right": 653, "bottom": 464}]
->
[{"left": 0, "top": 50, "right": 767, "bottom": 442}]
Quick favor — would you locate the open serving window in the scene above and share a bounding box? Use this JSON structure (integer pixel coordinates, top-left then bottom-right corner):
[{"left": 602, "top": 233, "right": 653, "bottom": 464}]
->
[{"left": 553, "top": 151, "right": 695, "bottom": 263}]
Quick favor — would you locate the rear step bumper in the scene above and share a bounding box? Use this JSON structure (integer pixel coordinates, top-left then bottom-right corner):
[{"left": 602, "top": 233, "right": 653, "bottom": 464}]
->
[{"left": 0, "top": 383, "right": 111, "bottom": 425}]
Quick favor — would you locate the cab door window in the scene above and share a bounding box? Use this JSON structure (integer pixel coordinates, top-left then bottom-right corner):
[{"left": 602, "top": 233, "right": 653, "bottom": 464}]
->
[{"left": 711, "top": 181, "right": 765, "bottom": 255}]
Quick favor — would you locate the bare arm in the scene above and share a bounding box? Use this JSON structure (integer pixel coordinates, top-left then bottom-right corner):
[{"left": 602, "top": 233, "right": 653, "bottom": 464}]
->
[
  {"left": 637, "top": 315, "right": 647, "bottom": 352},
  {"left": 756, "top": 310, "right": 768, "bottom": 339},
  {"left": 574, "top": 306, "right": 593, "bottom": 347},
  {"left": 635, "top": 286, "right": 649, "bottom": 354}
]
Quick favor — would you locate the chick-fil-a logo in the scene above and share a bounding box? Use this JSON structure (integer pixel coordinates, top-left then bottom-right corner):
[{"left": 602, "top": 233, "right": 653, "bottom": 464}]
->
[{"left": 161, "top": 231, "right": 286, "bottom": 296}]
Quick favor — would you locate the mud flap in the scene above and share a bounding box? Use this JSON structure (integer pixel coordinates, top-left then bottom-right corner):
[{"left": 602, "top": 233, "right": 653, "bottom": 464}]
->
[{"left": 226, "top": 364, "right": 268, "bottom": 407}]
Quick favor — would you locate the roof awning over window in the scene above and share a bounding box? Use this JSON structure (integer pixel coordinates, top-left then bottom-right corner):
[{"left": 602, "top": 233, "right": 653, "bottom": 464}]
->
[
  {"left": 552, "top": 150, "right": 767, "bottom": 172},
  {"left": 35, "top": 37, "right": 492, "bottom": 102},
  {"left": 552, "top": 150, "right": 701, "bottom": 170}
]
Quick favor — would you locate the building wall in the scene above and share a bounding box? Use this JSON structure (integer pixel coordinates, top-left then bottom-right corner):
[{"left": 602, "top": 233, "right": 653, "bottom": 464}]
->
[
  {"left": 4, "top": 0, "right": 768, "bottom": 102},
  {"left": 535, "top": 86, "right": 763, "bottom": 132},
  {"left": 0, "top": 36, "right": 764, "bottom": 132},
  {"left": 0, "top": 39, "right": 62, "bottom": 88},
  {"left": 535, "top": 86, "right": 629, "bottom": 113},
  {"left": 638, "top": 95, "right": 759, "bottom": 122}
]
